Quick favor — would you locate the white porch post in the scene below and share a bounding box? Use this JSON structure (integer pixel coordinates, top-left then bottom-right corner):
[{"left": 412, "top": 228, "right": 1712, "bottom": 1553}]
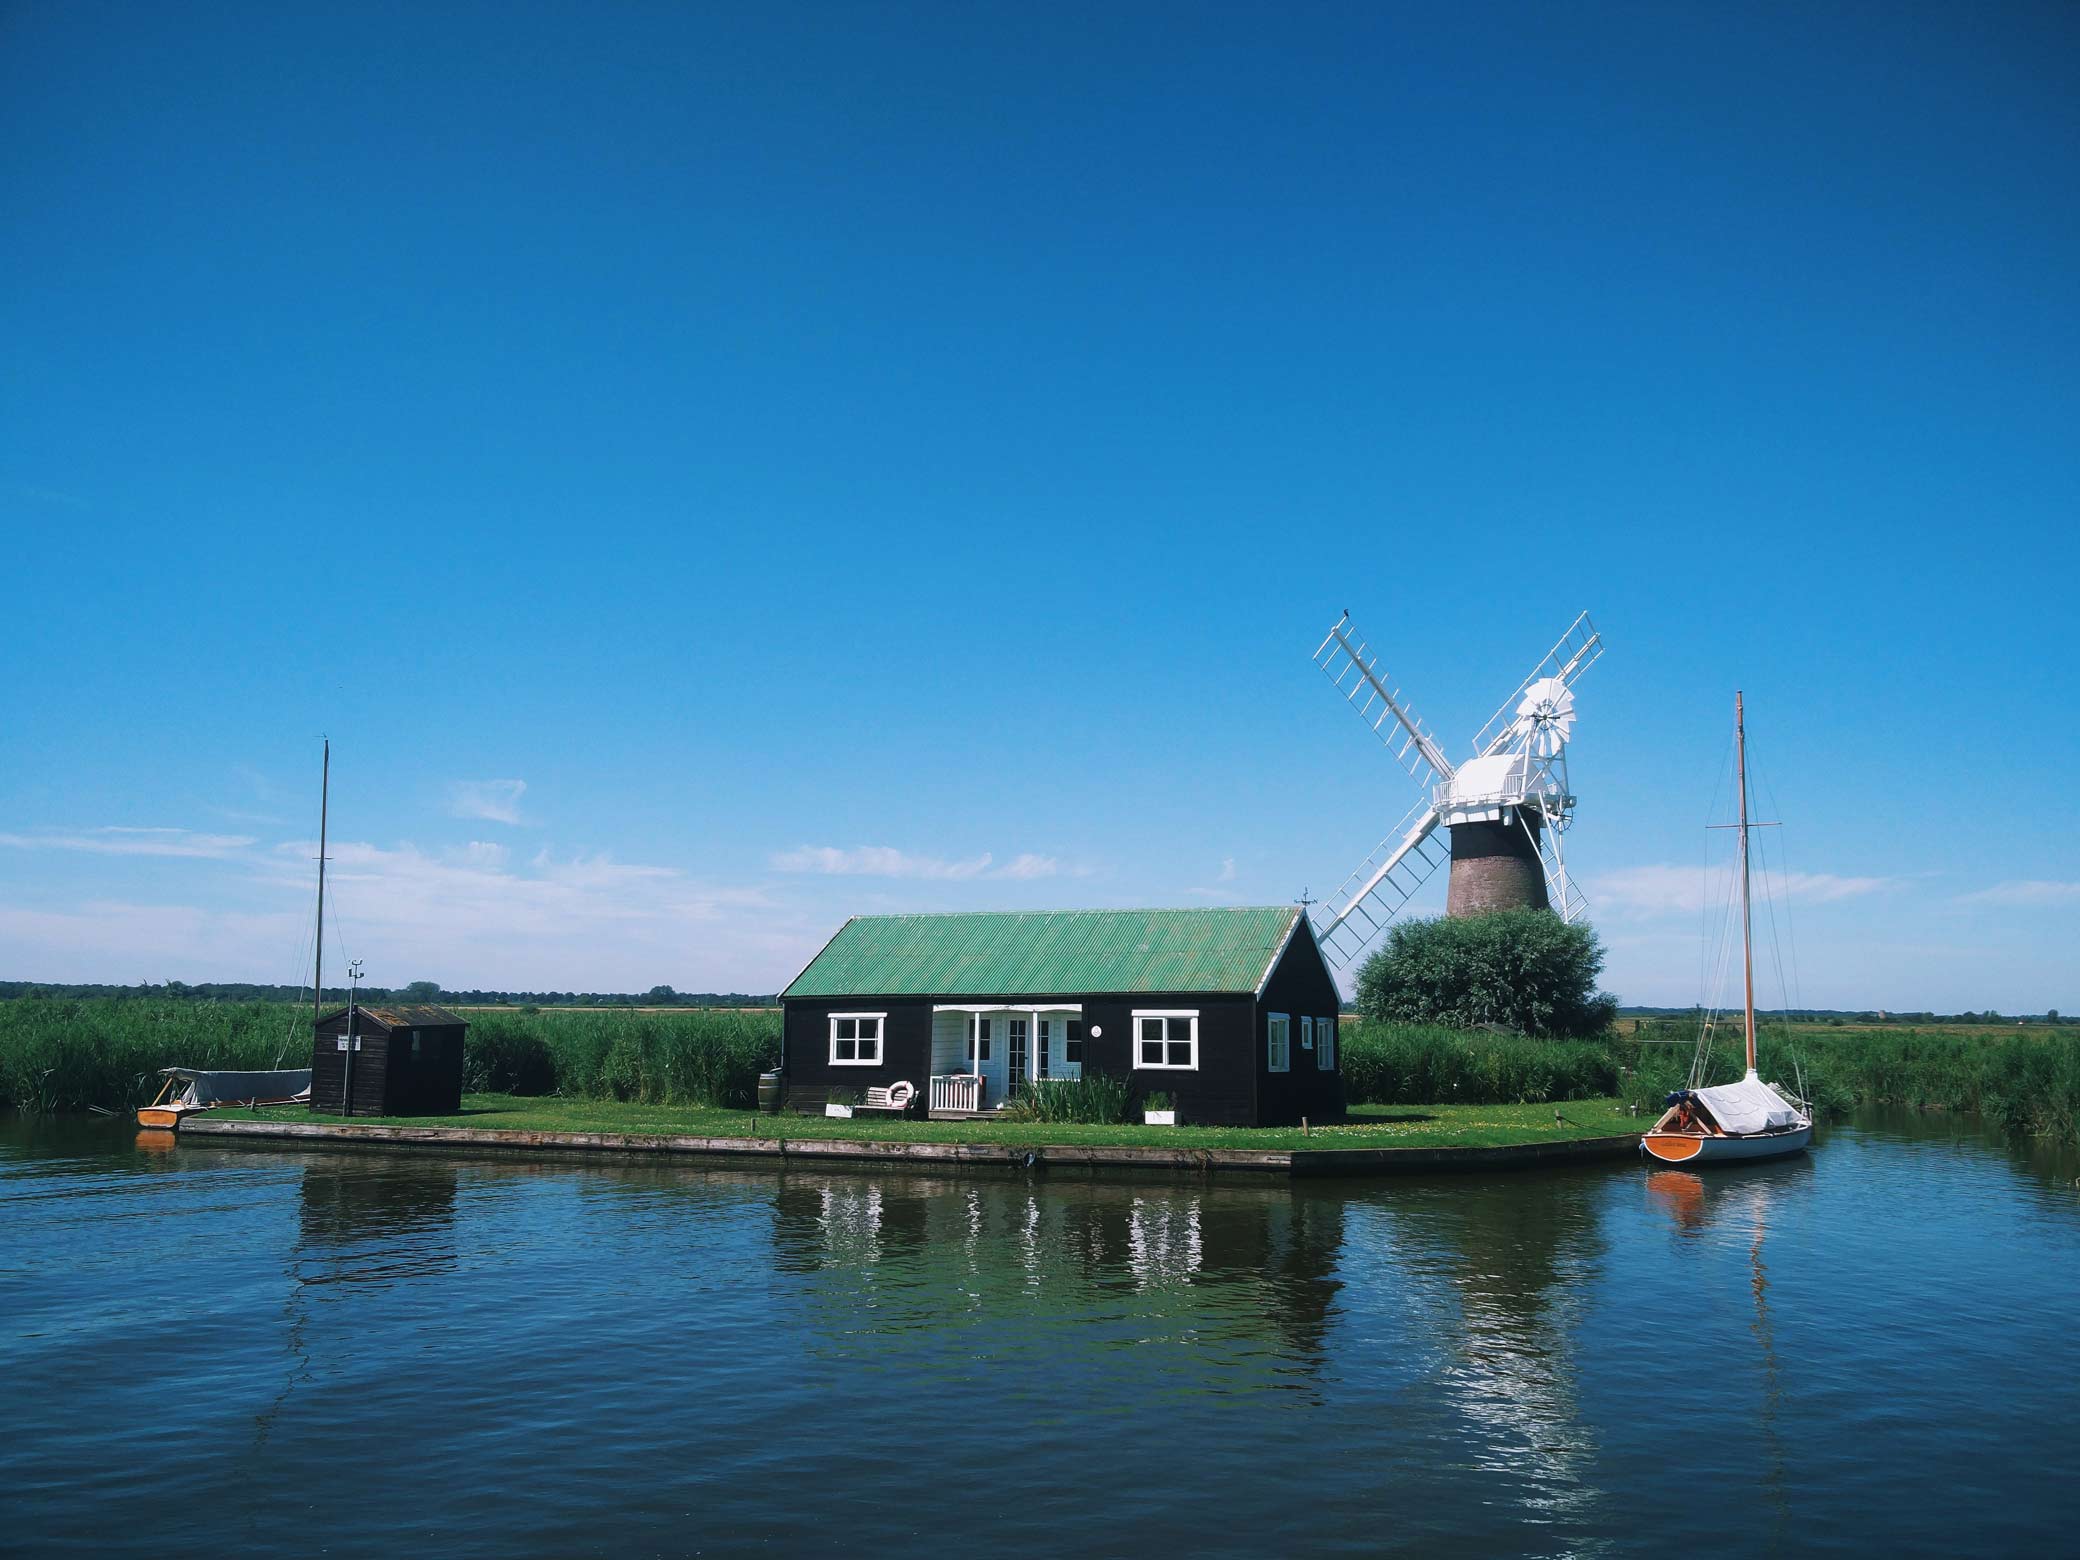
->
[{"left": 965, "top": 1010, "right": 979, "bottom": 1111}]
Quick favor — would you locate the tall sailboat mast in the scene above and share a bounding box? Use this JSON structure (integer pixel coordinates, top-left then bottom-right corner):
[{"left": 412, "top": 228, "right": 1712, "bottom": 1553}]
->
[
  {"left": 1737, "top": 692, "right": 1756, "bottom": 1077},
  {"left": 1639, "top": 690, "right": 1813, "bottom": 1162},
  {"left": 313, "top": 739, "right": 329, "bottom": 1030}
]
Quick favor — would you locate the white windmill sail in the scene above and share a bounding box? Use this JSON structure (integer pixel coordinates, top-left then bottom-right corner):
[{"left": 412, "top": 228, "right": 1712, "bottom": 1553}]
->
[
  {"left": 1317, "top": 798, "right": 1451, "bottom": 969},
  {"left": 1313, "top": 613, "right": 1455, "bottom": 792}
]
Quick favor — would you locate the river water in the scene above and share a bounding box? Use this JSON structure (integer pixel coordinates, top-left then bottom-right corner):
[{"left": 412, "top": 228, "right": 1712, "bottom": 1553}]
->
[{"left": 2, "top": 1112, "right": 2075, "bottom": 1558}]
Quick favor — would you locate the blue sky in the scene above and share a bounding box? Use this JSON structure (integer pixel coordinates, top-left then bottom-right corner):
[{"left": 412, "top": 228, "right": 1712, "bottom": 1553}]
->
[{"left": 3, "top": 2, "right": 2074, "bottom": 1009}]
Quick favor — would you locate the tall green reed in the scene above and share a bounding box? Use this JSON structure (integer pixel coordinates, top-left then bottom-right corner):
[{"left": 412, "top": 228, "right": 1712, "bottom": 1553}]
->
[
  {"left": 0, "top": 998, "right": 303, "bottom": 1112},
  {"left": 1340, "top": 1021, "right": 1620, "bottom": 1105},
  {"left": 1001, "top": 1073, "right": 1136, "bottom": 1124}
]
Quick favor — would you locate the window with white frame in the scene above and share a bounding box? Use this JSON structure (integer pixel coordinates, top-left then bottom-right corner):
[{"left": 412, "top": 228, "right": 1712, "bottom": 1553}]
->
[
  {"left": 1132, "top": 1011, "right": 1199, "bottom": 1070},
  {"left": 829, "top": 1013, "right": 884, "bottom": 1065},
  {"left": 1317, "top": 1016, "right": 1336, "bottom": 1069},
  {"left": 1267, "top": 1012, "right": 1290, "bottom": 1072},
  {"left": 966, "top": 1014, "right": 992, "bottom": 1064},
  {"left": 1300, "top": 1015, "right": 1314, "bottom": 1051}
]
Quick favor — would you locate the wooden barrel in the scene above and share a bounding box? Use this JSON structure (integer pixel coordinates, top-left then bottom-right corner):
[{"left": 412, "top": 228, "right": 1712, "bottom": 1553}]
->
[{"left": 757, "top": 1070, "right": 785, "bottom": 1114}]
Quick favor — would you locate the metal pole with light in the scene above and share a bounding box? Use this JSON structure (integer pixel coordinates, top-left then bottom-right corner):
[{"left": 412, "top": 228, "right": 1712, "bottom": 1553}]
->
[{"left": 343, "top": 959, "right": 365, "bottom": 1117}]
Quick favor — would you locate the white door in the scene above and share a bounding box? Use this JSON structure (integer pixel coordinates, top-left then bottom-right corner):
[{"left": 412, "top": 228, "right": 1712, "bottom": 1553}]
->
[
  {"left": 967, "top": 1015, "right": 1004, "bottom": 1106},
  {"left": 1006, "top": 1017, "right": 1030, "bottom": 1101}
]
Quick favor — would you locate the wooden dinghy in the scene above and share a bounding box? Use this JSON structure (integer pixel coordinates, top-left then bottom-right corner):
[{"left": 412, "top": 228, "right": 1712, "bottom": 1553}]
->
[{"left": 137, "top": 1067, "right": 312, "bottom": 1131}]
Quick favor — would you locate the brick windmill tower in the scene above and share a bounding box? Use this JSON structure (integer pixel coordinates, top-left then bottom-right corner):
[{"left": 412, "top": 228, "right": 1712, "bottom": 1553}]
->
[{"left": 1308, "top": 610, "right": 1604, "bottom": 970}]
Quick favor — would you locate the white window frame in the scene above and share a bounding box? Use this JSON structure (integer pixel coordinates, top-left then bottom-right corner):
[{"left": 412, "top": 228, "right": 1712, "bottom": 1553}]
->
[
  {"left": 1300, "top": 1015, "right": 1314, "bottom": 1051},
  {"left": 966, "top": 1013, "right": 993, "bottom": 1065},
  {"left": 828, "top": 1012, "right": 886, "bottom": 1066},
  {"left": 1131, "top": 1009, "right": 1200, "bottom": 1071},
  {"left": 1317, "top": 1016, "right": 1336, "bottom": 1070},
  {"left": 1267, "top": 1012, "right": 1290, "bottom": 1073}
]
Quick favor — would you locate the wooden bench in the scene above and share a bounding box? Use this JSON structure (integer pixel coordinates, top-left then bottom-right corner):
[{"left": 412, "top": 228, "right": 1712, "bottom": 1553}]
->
[
  {"left": 787, "top": 1080, "right": 918, "bottom": 1116},
  {"left": 857, "top": 1081, "right": 917, "bottom": 1114}
]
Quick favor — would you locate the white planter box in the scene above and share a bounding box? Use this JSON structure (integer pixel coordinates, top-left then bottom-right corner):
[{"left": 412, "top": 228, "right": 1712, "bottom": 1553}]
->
[
  {"left": 1143, "top": 1109, "right": 1176, "bottom": 1126},
  {"left": 824, "top": 1103, "right": 854, "bottom": 1119}
]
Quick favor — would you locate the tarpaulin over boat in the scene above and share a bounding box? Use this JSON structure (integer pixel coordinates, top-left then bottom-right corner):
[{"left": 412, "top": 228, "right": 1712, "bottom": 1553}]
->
[
  {"left": 1694, "top": 1076, "right": 1803, "bottom": 1135},
  {"left": 166, "top": 1069, "right": 311, "bottom": 1105}
]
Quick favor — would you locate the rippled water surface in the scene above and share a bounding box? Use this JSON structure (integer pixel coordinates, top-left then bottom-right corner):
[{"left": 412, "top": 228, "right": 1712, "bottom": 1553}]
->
[{"left": 3, "top": 1113, "right": 2076, "bottom": 1557}]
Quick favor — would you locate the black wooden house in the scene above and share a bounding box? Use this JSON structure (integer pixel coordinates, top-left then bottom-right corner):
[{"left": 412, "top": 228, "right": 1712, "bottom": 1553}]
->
[
  {"left": 779, "top": 907, "right": 1343, "bottom": 1127},
  {"left": 311, "top": 1004, "right": 468, "bottom": 1116}
]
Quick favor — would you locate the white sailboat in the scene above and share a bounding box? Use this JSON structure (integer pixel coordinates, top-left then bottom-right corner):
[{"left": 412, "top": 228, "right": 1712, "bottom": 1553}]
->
[{"left": 1641, "top": 693, "right": 1814, "bottom": 1165}]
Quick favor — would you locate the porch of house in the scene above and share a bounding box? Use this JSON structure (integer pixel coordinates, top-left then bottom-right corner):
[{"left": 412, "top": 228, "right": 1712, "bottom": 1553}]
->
[{"left": 926, "top": 1002, "right": 1083, "bottom": 1119}]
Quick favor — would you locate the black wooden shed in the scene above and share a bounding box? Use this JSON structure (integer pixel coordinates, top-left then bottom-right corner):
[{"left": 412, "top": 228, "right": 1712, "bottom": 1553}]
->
[{"left": 311, "top": 1004, "right": 468, "bottom": 1116}]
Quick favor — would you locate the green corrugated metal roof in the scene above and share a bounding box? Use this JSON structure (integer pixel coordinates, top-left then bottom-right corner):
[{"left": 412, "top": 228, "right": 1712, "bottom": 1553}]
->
[{"left": 782, "top": 906, "right": 1305, "bottom": 999}]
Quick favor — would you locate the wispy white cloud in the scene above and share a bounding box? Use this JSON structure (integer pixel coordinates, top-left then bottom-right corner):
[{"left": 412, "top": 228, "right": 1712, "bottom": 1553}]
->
[
  {"left": 997, "top": 853, "right": 1064, "bottom": 881},
  {"left": 769, "top": 845, "right": 1084, "bottom": 882},
  {"left": 1958, "top": 880, "right": 2080, "bottom": 907},
  {"left": 0, "top": 825, "right": 808, "bottom": 989},
  {"left": 238, "top": 838, "right": 791, "bottom": 987},
  {"left": 1592, "top": 863, "right": 1897, "bottom": 917},
  {"left": 771, "top": 845, "right": 995, "bottom": 880},
  {"left": 0, "top": 901, "right": 306, "bottom": 982},
  {"left": 1216, "top": 857, "right": 1237, "bottom": 883},
  {"left": 0, "top": 826, "right": 255, "bottom": 859},
  {"left": 1778, "top": 874, "right": 1896, "bottom": 903},
  {"left": 449, "top": 779, "right": 528, "bottom": 825}
]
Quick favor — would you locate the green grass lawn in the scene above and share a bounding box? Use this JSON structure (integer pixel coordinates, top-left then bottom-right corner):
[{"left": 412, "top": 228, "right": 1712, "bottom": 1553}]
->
[{"left": 227, "top": 1093, "right": 1636, "bottom": 1152}]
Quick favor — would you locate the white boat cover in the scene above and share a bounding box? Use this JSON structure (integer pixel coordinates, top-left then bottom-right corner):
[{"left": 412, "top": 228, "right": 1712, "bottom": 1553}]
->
[
  {"left": 1695, "top": 1076, "right": 1804, "bottom": 1135},
  {"left": 169, "top": 1068, "right": 312, "bottom": 1106}
]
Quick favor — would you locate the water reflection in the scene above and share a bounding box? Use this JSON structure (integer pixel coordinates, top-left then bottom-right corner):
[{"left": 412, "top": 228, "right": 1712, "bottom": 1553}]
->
[
  {"left": 296, "top": 1155, "right": 459, "bottom": 1291},
  {"left": 1362, "top": 1171, "right": 1611, "bottom": 1528},
  {"left": 1645, "top": 1165, "right": 1797, "bottom": 1545},
  {"left": 769, "top": 1171, "right": 1346, "bottom": 1384}
]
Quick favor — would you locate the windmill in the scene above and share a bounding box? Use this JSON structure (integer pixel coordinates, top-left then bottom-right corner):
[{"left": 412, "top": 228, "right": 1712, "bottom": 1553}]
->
[{"left": 1309, "top": 610, "right": 1604, "bottom": 969}]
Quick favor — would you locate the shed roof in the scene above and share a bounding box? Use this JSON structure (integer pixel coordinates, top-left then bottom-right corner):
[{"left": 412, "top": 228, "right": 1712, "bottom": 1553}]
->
[
  {"left": 314, "top": 1004, "right": 466, "bottom": 1029},
  {"left": 782, "top": 907, "right": 1307, "bottom": 999}
]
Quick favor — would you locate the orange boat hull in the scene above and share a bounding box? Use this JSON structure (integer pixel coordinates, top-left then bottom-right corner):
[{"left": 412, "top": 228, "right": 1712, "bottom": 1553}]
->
[
  {"left": 1642, "top": 1133, "right": 1704, "bottom": 1162},
  {"left": 1642, "top": 1124, "right": 1813, "bottom": 1163}
]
